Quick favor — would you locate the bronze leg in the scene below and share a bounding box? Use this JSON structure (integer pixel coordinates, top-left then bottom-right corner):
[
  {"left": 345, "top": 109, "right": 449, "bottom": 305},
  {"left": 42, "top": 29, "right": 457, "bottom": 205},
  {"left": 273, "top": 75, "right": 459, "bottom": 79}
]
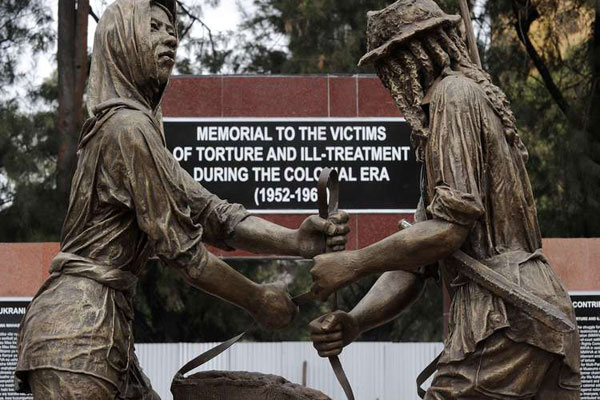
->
[
  {"left": 426, "top": 331, "right": 571, "bottom": 400},
  {"left": 534, "top": 360, "right": 580, "bottom": 400},
  {"left": 29, "top": 369, "right": 119, "bottom": 400}
]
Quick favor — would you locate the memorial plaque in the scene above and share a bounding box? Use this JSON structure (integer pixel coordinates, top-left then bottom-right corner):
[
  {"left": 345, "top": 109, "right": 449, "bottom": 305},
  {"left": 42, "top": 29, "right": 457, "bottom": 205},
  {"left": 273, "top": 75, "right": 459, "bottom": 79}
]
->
[
  {"left": 164, "top": 118, "right": 420, "bottom": 213},
  {"left": 0, "top": 298, "right": 31, "bottom": 399},
  {"left": 571, "top": 291, "right": 600, "bottom": 399}
]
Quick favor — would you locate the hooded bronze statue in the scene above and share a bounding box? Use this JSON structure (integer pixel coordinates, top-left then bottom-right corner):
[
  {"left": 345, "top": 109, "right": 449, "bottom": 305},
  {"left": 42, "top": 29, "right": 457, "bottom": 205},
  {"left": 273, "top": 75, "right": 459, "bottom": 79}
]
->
[
  {"left": 309, "top": 1, "right": 580, "bottom": 399},
  {"left": 15, "top": 0, "right": 349, "bottom": 398}
]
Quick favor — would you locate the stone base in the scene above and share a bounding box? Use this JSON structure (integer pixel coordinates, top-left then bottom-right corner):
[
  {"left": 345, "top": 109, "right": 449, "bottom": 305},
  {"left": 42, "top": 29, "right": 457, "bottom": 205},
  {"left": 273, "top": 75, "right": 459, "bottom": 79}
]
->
[{"left": 171, "top": 370, "right": 331, "bottom": 400}]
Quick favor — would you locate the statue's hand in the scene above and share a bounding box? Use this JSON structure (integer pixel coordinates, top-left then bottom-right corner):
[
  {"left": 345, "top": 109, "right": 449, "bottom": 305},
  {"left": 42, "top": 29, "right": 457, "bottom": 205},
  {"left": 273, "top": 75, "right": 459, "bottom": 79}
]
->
[
  {"left": 310, "top": 251, "right": 360, "bottom": 300},
  {"left": 252, "top": 282, "right": 298, "bottom": 330},
  {"left": 309, "top": 311, "right": 360, "bottom": 357},
  {"left": 296, "top": 211, "right": 350, "bottom": 258}
]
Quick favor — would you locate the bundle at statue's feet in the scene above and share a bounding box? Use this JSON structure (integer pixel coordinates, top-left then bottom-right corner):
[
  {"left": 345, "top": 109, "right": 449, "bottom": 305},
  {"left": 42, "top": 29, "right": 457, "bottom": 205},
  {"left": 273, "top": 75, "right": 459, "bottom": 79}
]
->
[{"left": 171, "top": 370, "right": 331, "bottom": 400}]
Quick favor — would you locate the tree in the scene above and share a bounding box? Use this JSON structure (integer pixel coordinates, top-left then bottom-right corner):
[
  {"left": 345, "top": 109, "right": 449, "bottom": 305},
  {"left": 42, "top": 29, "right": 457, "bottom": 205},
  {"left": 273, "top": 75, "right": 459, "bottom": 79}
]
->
[
  {"left": 0, "top": 82, "right": 63, "bottom": 241},
  {"left": 176, "top": 0, "right": 398, "bottom": 74},
  {"left": 180, "top": 0, "right": 461, "bottom": 74},
  {"left": 0, "top": 1, "right": 59, "bottom": 240},
  {"left": 56, "top": 0, "right": 89, "bottom": 206},
  {"left": 0, "top": 0, "right": 53, "bottom": 91},
  {"left": 481, "top": 0, "right": 599, "bottom": 236}
]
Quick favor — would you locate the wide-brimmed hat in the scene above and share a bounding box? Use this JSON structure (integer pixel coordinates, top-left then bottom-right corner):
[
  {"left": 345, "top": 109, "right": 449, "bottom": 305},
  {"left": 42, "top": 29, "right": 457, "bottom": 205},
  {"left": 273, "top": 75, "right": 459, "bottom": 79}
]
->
[{"left": 358, "top": 0, "right": 461, "bottom": 66}]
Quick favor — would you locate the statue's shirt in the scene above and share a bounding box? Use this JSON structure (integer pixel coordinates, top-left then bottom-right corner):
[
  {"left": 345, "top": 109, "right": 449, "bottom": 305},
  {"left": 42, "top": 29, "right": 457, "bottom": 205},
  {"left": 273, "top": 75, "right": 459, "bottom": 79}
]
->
[
  {"left": 422, "top": 74, "right": 579, "bottom": 385},
  {"left": 16, "top": 105, "right": 248, "bottom": 393}
]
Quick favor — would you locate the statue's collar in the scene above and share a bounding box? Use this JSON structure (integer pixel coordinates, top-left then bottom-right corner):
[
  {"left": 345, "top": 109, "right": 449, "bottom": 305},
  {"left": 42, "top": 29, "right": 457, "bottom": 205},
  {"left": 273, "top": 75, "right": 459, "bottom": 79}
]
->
[
  {"left": 421, "top": 70, "right": 462, "bottom": 106},
  {"left": 421, "top": 77, "right": 441, "bottom": 106}
]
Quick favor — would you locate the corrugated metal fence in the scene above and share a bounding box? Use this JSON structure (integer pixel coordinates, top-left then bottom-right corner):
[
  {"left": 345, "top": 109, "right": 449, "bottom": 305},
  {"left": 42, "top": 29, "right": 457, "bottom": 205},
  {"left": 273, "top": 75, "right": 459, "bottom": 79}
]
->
[{"left": 136, "top": 342, "right": 443, "bottom": 400}]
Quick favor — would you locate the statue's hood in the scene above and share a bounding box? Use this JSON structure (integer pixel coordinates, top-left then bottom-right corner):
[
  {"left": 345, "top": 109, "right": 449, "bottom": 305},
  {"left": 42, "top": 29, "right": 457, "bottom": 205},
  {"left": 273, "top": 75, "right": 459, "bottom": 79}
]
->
[
  {"left": 87, "top": 0, "right": 176, "bottom": 117},
  {"left": 81, "top": 0, "right": 177, "bottom": 148}
]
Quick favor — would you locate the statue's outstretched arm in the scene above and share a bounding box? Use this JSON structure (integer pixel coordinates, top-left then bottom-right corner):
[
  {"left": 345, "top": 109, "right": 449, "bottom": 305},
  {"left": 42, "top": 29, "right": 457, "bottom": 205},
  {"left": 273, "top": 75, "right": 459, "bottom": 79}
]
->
[
  {"left": 310, "top": 270, "right": 424, "bottom": 357},
  {"left": 179, "top": 251, "right": 297, "bottom": 330},
  {"left": 310, "top": 219, "right": 468, "bottom": 299},
  {"left": 227, "top": 212, "right": 349, "bottom": 259},
  {"left": 351, "top": 270, "right": 424, "bottom": 333}
]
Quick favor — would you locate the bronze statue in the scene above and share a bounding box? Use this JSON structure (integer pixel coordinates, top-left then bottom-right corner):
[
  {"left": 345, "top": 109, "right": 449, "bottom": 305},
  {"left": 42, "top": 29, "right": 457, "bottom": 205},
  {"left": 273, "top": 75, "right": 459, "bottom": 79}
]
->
[
  {"left": 14, "top": 1, "right": 348, "bottom": 398},
  {"left": 309, "top": 1, "right": 581, "bottom": 399}
]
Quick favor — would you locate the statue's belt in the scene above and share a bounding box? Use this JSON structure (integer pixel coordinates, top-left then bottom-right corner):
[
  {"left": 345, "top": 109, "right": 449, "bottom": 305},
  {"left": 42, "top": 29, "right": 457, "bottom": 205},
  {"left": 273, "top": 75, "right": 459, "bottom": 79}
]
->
[
  {"left": 397, "top": 221, "right": 576, "bottom": 334},
  {"left": 50, "top": 252, "right": 138, "bottom": 294}
]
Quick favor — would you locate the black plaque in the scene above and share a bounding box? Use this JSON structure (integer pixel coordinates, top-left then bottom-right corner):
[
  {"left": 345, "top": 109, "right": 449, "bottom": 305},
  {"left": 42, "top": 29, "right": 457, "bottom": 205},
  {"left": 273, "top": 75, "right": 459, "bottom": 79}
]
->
[
  {"left": 164, "top": 118, "right": 420, "bottom": 213},
  {"left": 571, "top": 292, "right": 600, "bottom": 399},
  {"left": 0, "top": 298, "right": 31, "bottom": 399}
]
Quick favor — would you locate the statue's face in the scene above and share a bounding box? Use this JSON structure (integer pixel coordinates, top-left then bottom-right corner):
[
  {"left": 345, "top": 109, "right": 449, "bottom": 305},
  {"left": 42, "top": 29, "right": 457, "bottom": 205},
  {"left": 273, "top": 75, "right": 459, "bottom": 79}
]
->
[{"left": 150, "top": 5, "right": 177, "bottom": 86}]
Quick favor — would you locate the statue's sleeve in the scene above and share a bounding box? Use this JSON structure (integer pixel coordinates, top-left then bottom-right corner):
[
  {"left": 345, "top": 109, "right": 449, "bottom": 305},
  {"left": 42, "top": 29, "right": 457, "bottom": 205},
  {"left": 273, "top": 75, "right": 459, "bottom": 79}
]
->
[
  {"left": 115, "top": 117, "right": 248, "bottom": 254},
  {"left": 424, "top": 76, "right": 485, "bottom": 227},
  {"left": 106, "top": 113, "right": 216, "bottom": 271},
  {"left": 183, "top": 171, "right": 249, "bottom": 250}
]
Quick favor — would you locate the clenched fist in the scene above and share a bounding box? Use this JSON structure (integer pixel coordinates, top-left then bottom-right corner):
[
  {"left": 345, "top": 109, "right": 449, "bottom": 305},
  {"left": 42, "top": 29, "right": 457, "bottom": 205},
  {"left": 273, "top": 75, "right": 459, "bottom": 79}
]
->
[
  {"left": 296, "top": 211, "right": 350, "bottom": 259},
  {"left": 310, "top": 250, "right": 361, "bottom": 301},
  {"left": 251, "top": 282, "right": 298, "bottom": 330},
  {"left": 309, "top": 311, "right": 360, "bottom": 357}
]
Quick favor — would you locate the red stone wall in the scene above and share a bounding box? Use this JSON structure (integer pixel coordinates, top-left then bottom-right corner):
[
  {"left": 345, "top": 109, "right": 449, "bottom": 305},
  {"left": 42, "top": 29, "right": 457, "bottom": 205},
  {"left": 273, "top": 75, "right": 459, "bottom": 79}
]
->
[
  {"left": 0, "top": 242, "right": 58, "bottom": 297},
  {"left": 542, "top": 239, "right": 600, "bottom": 292},
  {"left": 161, "top": 75, "right": 402, "bottom": 118},
  {"left": 1, "top": 240, "right": 597, "bottom": 297}
]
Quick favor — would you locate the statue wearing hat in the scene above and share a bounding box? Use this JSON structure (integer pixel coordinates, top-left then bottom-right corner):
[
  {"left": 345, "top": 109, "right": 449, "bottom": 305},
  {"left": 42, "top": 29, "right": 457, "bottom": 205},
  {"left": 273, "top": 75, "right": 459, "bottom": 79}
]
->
[{"left": 309, "top": 1, "right": 581, "bottom": 399}]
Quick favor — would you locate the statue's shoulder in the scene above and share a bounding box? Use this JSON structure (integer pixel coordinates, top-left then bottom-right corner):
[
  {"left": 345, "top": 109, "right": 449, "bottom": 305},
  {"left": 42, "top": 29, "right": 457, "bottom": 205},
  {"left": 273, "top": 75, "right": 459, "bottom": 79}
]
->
[
  {"left": 97, "top": 107, "right": 157, "bottom": 152},
  {"left": 104, "top": 107, "right": 152, "bottom": 130},
  {"left": 433, "top": 73, "right": 485, "bottom": 106}
]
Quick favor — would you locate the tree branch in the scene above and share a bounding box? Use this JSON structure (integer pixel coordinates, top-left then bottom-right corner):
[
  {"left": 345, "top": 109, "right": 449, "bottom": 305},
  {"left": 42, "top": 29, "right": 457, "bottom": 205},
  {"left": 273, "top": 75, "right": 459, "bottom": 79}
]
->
[
  {"left": 0, "top": 196, "right": 14, "bottom": 207},
  {"left": 511, "top": 0, "right": 582, "bottom": 130},
  {"left": 176, "top": 0, "right": 216, "bottom": 57},
  {"left": 89, "top": 7, "right": 99, "bottom": 23}
]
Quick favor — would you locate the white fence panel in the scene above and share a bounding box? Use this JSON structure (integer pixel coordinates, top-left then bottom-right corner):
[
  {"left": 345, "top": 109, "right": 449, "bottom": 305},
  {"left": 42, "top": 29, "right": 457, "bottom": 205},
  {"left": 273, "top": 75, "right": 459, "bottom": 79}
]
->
[
  {"left": 383, "top": 342, "right": 445, "bottom": 399},
  {"left": 136, "top": 342, "right": 443, "bottom": 400}
]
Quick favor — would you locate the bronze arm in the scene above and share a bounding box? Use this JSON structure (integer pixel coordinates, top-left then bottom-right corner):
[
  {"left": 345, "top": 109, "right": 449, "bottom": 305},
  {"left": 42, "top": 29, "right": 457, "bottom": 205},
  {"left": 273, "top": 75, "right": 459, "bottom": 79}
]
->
[
  {"left": 179, "top": 252, "right": 297, "bottom": 330},
  {"left": 350, "top": 270, "right": 424, "bottom": 335}
]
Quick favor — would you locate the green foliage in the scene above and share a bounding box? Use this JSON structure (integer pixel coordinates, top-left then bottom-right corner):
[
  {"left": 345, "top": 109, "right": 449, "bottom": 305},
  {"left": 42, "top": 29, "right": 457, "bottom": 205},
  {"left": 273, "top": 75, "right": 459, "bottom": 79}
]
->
[
  {"left": 0, "top": 0, "right": 54, "bottom": 88},
  {"left": 240, "top": 0, "right": 458, "bottom": 74},
  {"left": 0, "top": 73, "right": 63, "bottom": 241},
  {"left": 243, "top": 0, "right": 389, "bottom": 74},
  {"left": 0, "top": 0, "right": 60, "bottom": 241},
  {"left": 178, "top": 0, "right": 401, "bottom": 74},
  {"left": 481, "top": 0, "right": 599, "bottom": 236},
  {"left": 387, "top": 280, "right": 443, "bottom": 342}
]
